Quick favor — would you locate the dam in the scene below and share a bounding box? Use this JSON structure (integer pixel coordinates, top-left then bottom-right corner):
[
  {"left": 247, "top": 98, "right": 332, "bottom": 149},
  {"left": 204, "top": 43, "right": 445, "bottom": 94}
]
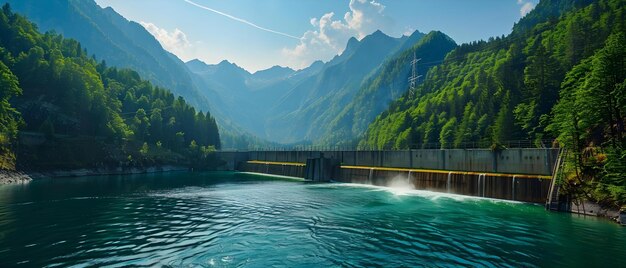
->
[{"left": 216, "top": 149, "right": 561, "bottom": 204}]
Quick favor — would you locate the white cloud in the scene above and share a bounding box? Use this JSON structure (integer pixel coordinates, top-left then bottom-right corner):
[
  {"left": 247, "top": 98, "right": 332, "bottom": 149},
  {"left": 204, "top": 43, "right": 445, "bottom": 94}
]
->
[
  {"left": 140, "top": 21, "right": 193, "bottom": 60},
  {"left": 345, "top": 0, "right": 393, "bottom": 39},
  {"left": 403, "top": 27, "right": 415, "bottom": 37},
  {"left": 517, "top": 1, "right": 536, "bottom": 17},
  {"left": 282, "top": 0, "right": 395, "bottom": 69}
]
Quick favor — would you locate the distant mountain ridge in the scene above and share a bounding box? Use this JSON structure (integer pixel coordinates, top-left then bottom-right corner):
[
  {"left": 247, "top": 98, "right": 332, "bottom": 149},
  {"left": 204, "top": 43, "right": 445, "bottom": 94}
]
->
[
  {"left": 187, "top": 58, "right": 324, "bottom": 138},
  {"left": 1, "top": 0, "right": 281, "bottom": 149},
  {"left": 186, "top": 29, "right": 439, "bottom": 144},
  {"left": 5, "top": 0, "right": 457, "bottom": 148},
  {"left": 264, "top": 29, "right": 426, "bottom": 143},
  {"left": 252, "top": 66, "right": 295, "bottom": 81}
]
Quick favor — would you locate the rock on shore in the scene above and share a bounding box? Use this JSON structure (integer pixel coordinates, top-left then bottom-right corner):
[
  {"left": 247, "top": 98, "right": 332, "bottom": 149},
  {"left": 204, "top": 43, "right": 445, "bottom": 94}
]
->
[{"left": 0, "top": 169, "right": 32, "bottom": 185}]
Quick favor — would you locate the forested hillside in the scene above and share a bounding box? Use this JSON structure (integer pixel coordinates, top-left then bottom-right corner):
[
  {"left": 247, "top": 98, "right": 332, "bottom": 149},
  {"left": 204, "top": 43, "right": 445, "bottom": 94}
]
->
[
  {"left": 360, "top": 0, "right": 625, "bottom": 205},
  {"left": 0, "top": 0, "right": 278, "bottom": 150},
  {"left": 265, "top": 30, "right": 425, "bottom": 143},
  {"left": 0, "top": 5, "right": 220, "bottom": 170},
  {"left": 319, "top": 31, "right": 456, "bottom": 146},
  {"left": 0, "top": 0, "right": 213, "bottom": 111}
]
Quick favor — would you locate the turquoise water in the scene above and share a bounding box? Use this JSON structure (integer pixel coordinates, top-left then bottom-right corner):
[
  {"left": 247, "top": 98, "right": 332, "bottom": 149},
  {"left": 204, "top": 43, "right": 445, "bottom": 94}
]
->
[{"left": 0, "top": 172, "right": 624, "bottom": 267}]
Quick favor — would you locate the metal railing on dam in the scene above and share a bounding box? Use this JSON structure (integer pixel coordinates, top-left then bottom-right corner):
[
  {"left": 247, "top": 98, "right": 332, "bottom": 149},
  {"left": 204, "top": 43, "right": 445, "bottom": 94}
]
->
[{"left": 216, "top": 148, "right": 561, "bottom": 203}]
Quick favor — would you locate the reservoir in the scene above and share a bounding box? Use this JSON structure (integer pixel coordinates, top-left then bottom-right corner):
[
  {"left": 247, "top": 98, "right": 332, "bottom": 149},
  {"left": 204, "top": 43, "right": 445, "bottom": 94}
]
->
[{"left": 0, "top": 172, "right": 624, "bottom": 267}]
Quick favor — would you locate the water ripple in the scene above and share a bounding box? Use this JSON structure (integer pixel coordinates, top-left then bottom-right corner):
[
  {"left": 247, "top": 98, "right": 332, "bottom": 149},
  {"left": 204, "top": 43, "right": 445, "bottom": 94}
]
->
[{"left": 0, "top": 172, "right": 624, "bottom": 267}]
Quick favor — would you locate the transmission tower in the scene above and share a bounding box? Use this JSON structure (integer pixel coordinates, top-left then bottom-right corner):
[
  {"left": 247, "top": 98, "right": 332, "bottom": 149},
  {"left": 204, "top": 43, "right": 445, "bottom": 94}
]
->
[{"left": 408, "top": 52, "right": 422, "bottom": 98}]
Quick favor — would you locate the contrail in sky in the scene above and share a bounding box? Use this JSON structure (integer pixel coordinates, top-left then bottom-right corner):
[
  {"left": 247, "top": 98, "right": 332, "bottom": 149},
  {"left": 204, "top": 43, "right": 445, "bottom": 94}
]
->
[{"left": 183, "top": 0, "right": 300, "bottom": 40}]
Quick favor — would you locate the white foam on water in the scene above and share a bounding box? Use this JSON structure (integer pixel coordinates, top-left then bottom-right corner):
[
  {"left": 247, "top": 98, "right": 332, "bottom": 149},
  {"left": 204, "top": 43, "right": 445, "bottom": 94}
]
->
[
  {"left": 313, "top": 182, "right": 525, "bottom": 204},
  {"left": 385, "top": 174, "right": 417, "bottom": 196},
  {"left": 239, "top": 172, "right": 305, "bottom": 181}
]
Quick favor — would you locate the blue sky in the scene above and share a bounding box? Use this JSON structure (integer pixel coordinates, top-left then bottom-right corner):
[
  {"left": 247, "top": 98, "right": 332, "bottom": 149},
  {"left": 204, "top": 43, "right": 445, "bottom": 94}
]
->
[{"left": 94, "top": 0, "right": 539, "bottom": 72}]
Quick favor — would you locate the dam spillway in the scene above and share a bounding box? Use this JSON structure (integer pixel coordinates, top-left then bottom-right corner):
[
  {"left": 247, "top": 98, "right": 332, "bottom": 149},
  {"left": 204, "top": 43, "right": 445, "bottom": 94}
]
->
[{"left": 217, "top": 149, "right": 559, "bottom": 203}]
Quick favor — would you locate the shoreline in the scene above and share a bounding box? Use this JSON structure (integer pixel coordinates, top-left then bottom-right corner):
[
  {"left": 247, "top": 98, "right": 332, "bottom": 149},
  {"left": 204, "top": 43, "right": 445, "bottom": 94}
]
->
[
  {"left": 28, "top": 165, "right": 189, "bottom": 179},
  {"left": 1, "top": 166, "right": 189, "bottom": 184},
  {"left": 566, "top": 200, "right": 624, "bottom": 225}
]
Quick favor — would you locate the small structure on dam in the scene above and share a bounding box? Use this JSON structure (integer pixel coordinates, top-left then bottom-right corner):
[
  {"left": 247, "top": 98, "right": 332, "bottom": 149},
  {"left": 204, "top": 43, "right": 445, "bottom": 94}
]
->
[
  {"left": 304, "top": 154, "right": 340, "bottom": 182},
  {"left": 220, "top": 148, "right": 560, "bottom": 203}
]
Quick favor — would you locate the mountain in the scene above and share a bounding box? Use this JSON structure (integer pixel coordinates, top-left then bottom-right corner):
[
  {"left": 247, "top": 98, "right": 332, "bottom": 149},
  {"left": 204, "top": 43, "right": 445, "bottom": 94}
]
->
[
  {"left": 186, "top": 58, "right": 326, "bottom": 139},
  {"left": 251, "top": 65, "right": 296, "bottom": 83},
  {"left": 359, "top": 0, "right": 623, "bottom": 149},
  {"left": 0, "top": 0, "right": 212, "bottom": 111},
  {"left": 4, "top": 0, "right": 437, "bottom": 148},
  {"left": 186, "top": 30, "right": 430, "bottom": 144},
  {"left": 319, "top": 31, "right": 457, "bottom": 146},
  {"left": 357, "top": 0, "right": 625, "bottom": 205},
  {"left": 0, "top": 5, "right": 220, "bottom": 170},
  {"left": 264, "top": 30, "right": 427, "bottom": 143},
  {"left": 0, "top": 0, "right": 279, "bottom": 149}
]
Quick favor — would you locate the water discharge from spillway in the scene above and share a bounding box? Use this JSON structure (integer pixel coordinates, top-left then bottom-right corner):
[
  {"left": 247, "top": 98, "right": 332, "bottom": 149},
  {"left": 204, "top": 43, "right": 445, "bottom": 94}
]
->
[
  {"left": 384, "top": 173, "right": 417, "bottom": 196},
  {"left": 407, "top": 170, "right": 412, "bottom": 185},
  {"left": 447, "top": 171, "right": 452, "bottom": 193},
  {"left": 512, "top": 175, "right": 517, "bottom": 200}
]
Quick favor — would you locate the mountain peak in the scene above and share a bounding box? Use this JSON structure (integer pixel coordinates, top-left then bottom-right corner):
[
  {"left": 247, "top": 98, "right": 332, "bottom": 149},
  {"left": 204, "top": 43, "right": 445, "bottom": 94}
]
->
[
  {"left": 268, "top": 65, "right": 294, "bottom": 72},
  {"left": 216, "top": 60, "right": 250, "bottom": 75},
  {"left": 361, "top": 30, "right": 393, "bottom": 44},
  {"left": 420, "top": 30, "right": 456, "bottom": 46},
  {"left": 346, "top": 36, "right": 359, "bottom": 47},
  {"left": 309, "top": 60, "right": 324, "bottom": 69},
  {"left": 218, "top": 59, "right": 232, "bottom": 66},
  {"left": 407, "top": 29, "right": 425, "bottom": 39},
  {"left": 252, "top": 65, "right": 295, "bottom": 80},
  {"left": 253, "top": 65, "right": 295, "bottom": 75},
  {"left": 187, "top": 58, "right": 207, "bottom": 66},
  {"left": 185, "top": 59, "right": 209, "bottom": 72},
  {"left": 395, "top": 30, "right": 427, "bottom": 52},
  {"left": 372, "top": 29, "right": 385, "bottom": 36}
]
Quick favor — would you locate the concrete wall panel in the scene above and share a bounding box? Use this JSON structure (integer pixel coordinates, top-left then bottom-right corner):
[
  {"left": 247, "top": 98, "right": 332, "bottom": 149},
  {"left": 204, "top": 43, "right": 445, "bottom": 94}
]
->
[
  {"left": 382, "top": 151, "right": 412, "bottom": 168},
  {"left": 411, "top": 150, "right": 444, "bottom": 170},
  {"left": 497, "top": 149, "right": 556, "bottom": 175}
]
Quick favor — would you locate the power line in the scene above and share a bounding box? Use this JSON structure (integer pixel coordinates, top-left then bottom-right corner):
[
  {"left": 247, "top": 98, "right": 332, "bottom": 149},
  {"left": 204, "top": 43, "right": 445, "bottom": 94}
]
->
[{"left": 408, "top": 52, "right": 422, "bottom": 98}]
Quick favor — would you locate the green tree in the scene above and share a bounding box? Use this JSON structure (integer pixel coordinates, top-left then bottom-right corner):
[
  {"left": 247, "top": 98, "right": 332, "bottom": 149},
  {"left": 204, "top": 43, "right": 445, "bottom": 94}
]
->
[
  {"left": 439, "top": 117, "right": 457, "bottom": 149},
  {"left": 0, "top": 60, "right": 21, "bottom": 169}
]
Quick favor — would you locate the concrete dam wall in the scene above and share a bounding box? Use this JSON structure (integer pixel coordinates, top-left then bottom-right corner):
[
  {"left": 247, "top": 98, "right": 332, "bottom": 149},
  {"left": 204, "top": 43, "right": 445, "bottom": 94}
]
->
[
  {"left": 244, "top": 149, "right": 558, "bottom": 175},
  {"left": 219, "top": 149, "right": 559, "bottom": 203}
]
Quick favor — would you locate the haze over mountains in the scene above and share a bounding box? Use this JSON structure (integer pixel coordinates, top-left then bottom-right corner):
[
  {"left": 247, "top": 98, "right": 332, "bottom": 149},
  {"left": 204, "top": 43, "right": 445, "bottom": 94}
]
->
[
  {"left": 187, "top": 29, "right": 456, "bottom": 145},
  {"left": 2, "top": 0, "right": 457, "bottom": 148},
  {"left": 1, "top": 0, "right": 248, "bottom": 147}
]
